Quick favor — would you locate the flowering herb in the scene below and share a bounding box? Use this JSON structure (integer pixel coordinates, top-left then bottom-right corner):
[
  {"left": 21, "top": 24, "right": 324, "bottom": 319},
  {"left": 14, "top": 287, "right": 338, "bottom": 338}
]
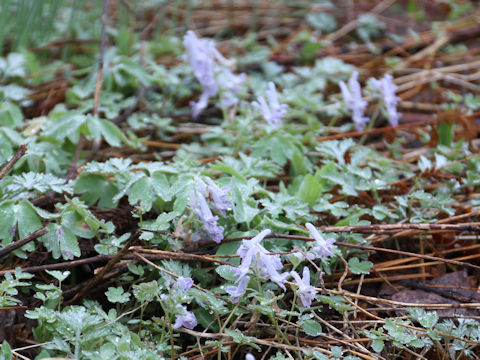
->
[
  {"left": 369, "top": 74, "right": 401, "bottom": 126},
  {"left": 176, "top": 276, "right": 194, "bottom": 291},
  {"left": 205, "top": 177, "right": 232, "bottom": 215},
  {"left": 252, "top": 82, "right": 288, "bottom": 129},
  {"left": 172, "top": 304, "right": 197, "bottom": 329},
  {"left": 226, "top": 275, "right": 250, "bottom": 303},
  {"left": 339, "top": 71, "right": 369, "bottom": 131},
  {"left": 183, "top": 30, "right": 245, "bottom": 117},
  {"left": 232, "top": 229, "right": 288, "bottom": 294},
  {"left": 190, "top": 190, "right": 224, "bottom": 243},
  {"left": 290, "top": 267, "right": 317, "bottom": 307},
  {"left": 305, "top": 223, "right": 336, "bottom": 258}
]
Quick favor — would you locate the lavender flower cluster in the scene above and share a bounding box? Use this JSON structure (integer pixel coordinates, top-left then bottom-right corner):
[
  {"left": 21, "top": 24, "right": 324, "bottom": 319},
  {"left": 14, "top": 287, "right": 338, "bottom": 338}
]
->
[
  {"left": 226, "top": 223, "right": 336, "bottom": 307},
  {"left": 183, "top": 31, "right": 245, "bottom": 118},
  {"left": 190, "top": 176, "right": 232, "bottom": 243},
  {"left": 252, "top": 82, "right": 288, "bottom": 129},
  {"left": 183, "top": 31, "right": 289, "bottom": 128},
  {"left": 162, "top": 276, "right": 197, "bottom": 330},
  {"left": 339, "top": 71, "right": 401, "bottom": 130}
]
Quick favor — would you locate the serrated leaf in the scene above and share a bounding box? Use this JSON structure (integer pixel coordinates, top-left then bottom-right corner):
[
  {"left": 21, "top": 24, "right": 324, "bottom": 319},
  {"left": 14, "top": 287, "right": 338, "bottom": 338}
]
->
[
  {"left": 75, "top": 174, "right": 119, "bottom": 209},
  {"left": 302, "top": 319, "right": 322, "bottom": 336},
  {"left": 348, "top": 257, "right": 373, "bottom": 274},
  {"left": 225, "top": 329, "right": 261, "bottom": 350},
  {"left": 371, "top": 339, "right": 384, "bottom": 353},
  {"left": 215, "top": 265, "right": 237, "bottom": 282},
  {"left": 105, "top": 286, "right": 131, "bottom": 304}
]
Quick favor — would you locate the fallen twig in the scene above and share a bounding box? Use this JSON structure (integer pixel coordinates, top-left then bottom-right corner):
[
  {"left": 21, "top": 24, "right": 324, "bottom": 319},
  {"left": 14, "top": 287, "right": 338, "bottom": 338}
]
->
[
  {"left": 0, "top": 144, "right": 27, "bottom": 180},
  {"left": 0, "top": 226, "right": 49, "bottom": 259}
]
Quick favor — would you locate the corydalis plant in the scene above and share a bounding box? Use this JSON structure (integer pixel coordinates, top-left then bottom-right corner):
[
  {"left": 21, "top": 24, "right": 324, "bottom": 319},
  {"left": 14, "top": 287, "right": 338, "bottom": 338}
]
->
[
  {"left": 369, "top": 74, "right": 401, "bottom": 126},
  {"left": 305, "top": 223, "right": 336, "bottom": 258},
  {"left": 227, "top": 229, "right": 288, "bottom": 302},
  {"left": 190, "top": 189, "right": 224, "bottom": 243},
  {"left": 195, "top": 176, "right": 232, "bottom": 215},
  {"left": 290, "top": 267, "right": 317, "bottom": 307},
  {"left": 183, "top": 30, "right": 245, "bottom": 117},
  {"left": 339, "top": 71, "right": 369, "bottom": 131},
  {"left": 252, "top": 82, "right": 288, "bottom": 129}
]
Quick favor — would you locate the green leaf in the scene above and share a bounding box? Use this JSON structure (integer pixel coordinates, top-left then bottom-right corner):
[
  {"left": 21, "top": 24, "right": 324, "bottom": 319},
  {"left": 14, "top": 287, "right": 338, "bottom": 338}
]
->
[
  {"left": 215, "top": 265, "right": 237, "bottom": 282},
  {"left": 225, "top": 329, "right": 261, "bottom": 350},
  {"left": 128, "top": 176, "right": 154, "bottom": 212},
  {"left": 438, "top": 120, "right": 453, "bottom": 147},
  {"left": 194, "top": 307, "right": 219, "bottom": 332},
  {"left": 210, "top": 162, "right": 247, "bottom": 184},
  {"left": 98, "top": 118, "right": 127, "bottom": 147},
  {"left": 105, "top": 286, "right": 131, "bottom": 304},
  {"left": 371, "top": 339, "right": 384, "bottom": 353},
  {"left": 297, "top": 173, "right": 322, "bottom": 206},
  {"left": 348, "top": 257, "right": 373, "bottom": 274},
  {"left": 41, "top": 224, "right": 80, "bottom": 260},
  {"left": 0, "top": 101, "right": 23, "bottom": 128},
  {"left": 15, "top": 200, "right": 42, "bottom": 240},
  {"left": 0, "top": 340, "right": 12, "bottom": 360},
  {"left": 330, "top": 346, "right": 342, "bottom": 358},
  {"left": 0, "top": 201, "right": 15, "bottom": 245},
  {"left": 45, "top": 270, "right": 70, "bottom": 282},
  {"left": 231, "top": 179, "right": 260, "bottom": 224},
  {"left": 407, "top": 307, "right": 438, "bottom": 328},
  {"left": 75, "top": 174, "right": 119, "bottom": 209},
  {"left": 302, "top": 319, "right": 322, "bottom": 336}
]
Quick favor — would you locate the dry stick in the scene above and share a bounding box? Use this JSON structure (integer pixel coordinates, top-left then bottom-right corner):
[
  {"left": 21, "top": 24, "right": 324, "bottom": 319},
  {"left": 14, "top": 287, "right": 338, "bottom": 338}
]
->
[
  {"left": 0, "top": 144, "right": 27, "bottom": 180},
  {"left": 315, "top": 118, "right": 437, "bottom": 142},
  {"left": 133, "top": 248, "right": 235, "bottom": 266},
  {"left": 66, "top": 0, "right": 109, "bottom": 180},
  {"left": 0, "top": 250, "right": 235, "bottom": 275},
  {"left": 67, "top": 231, "right": 137, "bottom": 305},
  {"left": 0, "top": 227, "right": 49, "bottom": 259},
  {"left": 0, "top": 254, "right": 109, "bottom": 275}
]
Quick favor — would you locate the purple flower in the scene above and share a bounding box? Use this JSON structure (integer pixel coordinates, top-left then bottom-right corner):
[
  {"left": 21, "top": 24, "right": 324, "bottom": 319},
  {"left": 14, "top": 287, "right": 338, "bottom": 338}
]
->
[
  {"left": 290, "top": 267, "right": 318, "bottom": 307},
  {"left": 183, "top": 30, "right": 244, "bottom": 118},
  {"left": 226, "top": 275, "right": 250, "bottom": 303},
  {"left": 369, "top": 74, "right": 401, "bottom": 127},
  {"left": 176, "top": 276, "right": 194, "bottom": 291},
  {"left": 234, "top": 229, "right": 288, "bottom": 290},
  {"left": 305, "top": 223, "right": 336, "bottom": 258},
  {"left": 205, "top": 177, "right": 232, "bottom": 215},
  {"left": 191, "top": 190, "right": 224, "bottom": 243},
  {"left": 252, "top": 82, "right": 288, "bottom": 129},
  {"left": 339, "top": 72, "right": 369, "bottom": 131},
  {"left": 173, "top": 304, "right": 197, "bottom": 329}
]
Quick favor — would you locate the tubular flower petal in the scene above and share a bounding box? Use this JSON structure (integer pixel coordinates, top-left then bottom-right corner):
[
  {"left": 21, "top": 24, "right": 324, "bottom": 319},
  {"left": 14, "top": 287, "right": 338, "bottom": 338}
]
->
[
  {"left": 173, "top": 305, "right": 197, "bottom": 329},
  {"left": 305, "top": 223, "right": 336, "bottom": 258},
  {"left": 191, "top": 190, "right": 224, "bottom": 243},
  {"left": 233, "top": 229, "right": 288, "bottom": 291},
  {"left": 183, "top": 30, "right": 244, "bottom": 118},
  {"left": 290, "top": 267, "right": 317, "bottom": 307},
  {"left": 252, "top": 82, "right": 288, "bottom": 129},
  {"left": 226, "top": 275, "right": 250, "bottom": 303},
  {"left": 205, "top": 177, "right": 232, "bottom": 215},
  {"left": 176, "top": 277, "right": 194, "bottom": 291},
  {"left": 369, "top": 74, "right": 401, "bottom": 127},
  {"left": 339, "top": 71, "right": 369, "bottom": 131}
]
